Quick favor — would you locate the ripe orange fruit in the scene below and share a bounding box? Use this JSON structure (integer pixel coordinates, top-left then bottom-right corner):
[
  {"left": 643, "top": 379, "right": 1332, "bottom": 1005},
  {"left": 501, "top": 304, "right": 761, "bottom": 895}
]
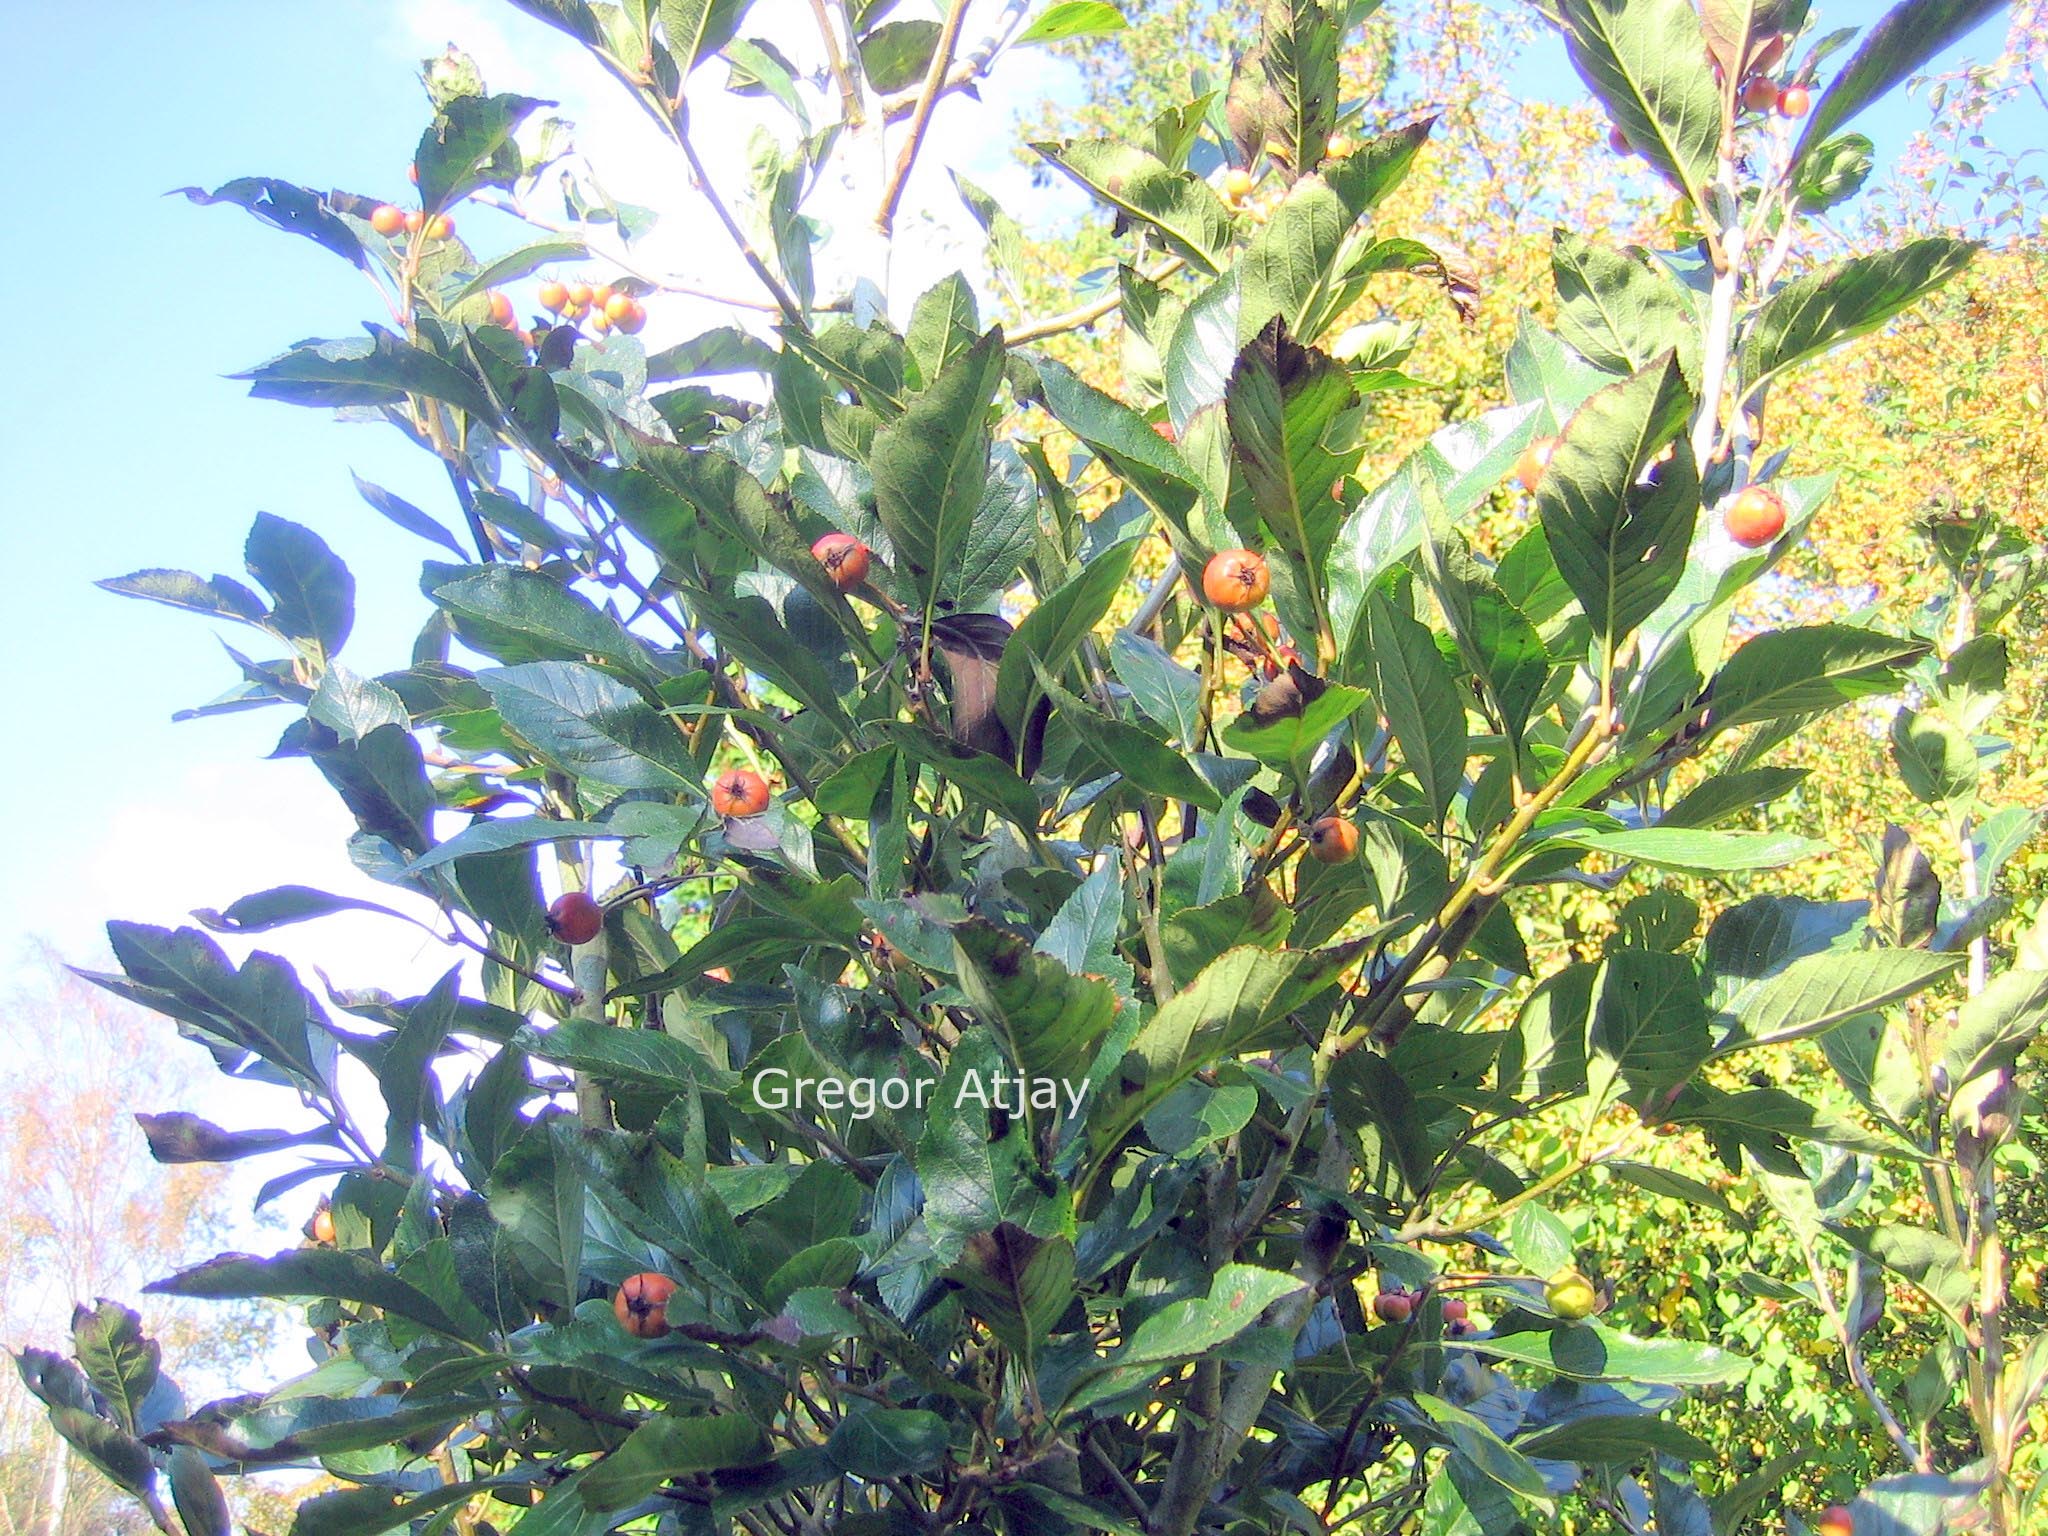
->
[
  {"left": 1725, "top": 485, "right": 1787, "bottom": 547},
  {"left": 487, "top": 290, "right": 514, "bottom": 326},
  {"left": 614, "top": 1272, "right": 678, "bottom": 1338},
  {"left": 1371, "top": 1289, "right": 1413, "bottom": 1324},
  {"left": 538, "top": 280, "right": 569, "bottom": 313},
  {"left": 811, "top": 532, "right": 871, "bottom": 591},
  {"left": 1778, "top": 84, "right": 1812, "bottom": 117},
  {"left": 402, "top": 208, "right": 424, "bottom": 234},
  {"left": 369, "top": 204, "right": 405, "bottom": 236},
  {"left": 1441, "top": 1296, "right": 1468, "bottom": 1324},
  {"left": 710, "top": 769, "right": 771, "bottom": 818},
  {"left": 616, "top": 300, "right": 646, "bottom": 334},
  {"left": 547, "top": 892, "right": 603, "bottom": 945},
  {"left": 425, "top": 213, "right": 454, "bottom": 240},
  {"left": 1305, "top": 817, "right": 1359, "bottom": 864},
  {"left": 603, "top": 291, "right": 633, "bottom": 321},
  {"left": 1741, "top": 74, "right": 1779, "bottom": 112},
  {"left": 310, "top": 1207, "right": 336, "bottom": 1244},
  {"left": 1815, "top": 1506, "right": 1854, "bottom": 1536},
  {"left": 1202, "top": 549, "right": 1270, "bottom": 612},
  {"left": 1223, "top": 168, "right": 1254, "bottom": 201},
  {"left": 1326, "top": 132, "right": 1352, "bottom": 158},
  {"left": 567, "top": 282, "right": 593, "bottom": 306},
  {"left": 590, "top": 310, "right": 612, "bottom": 333},
  {"left": 562, "top": 300, "right": 585, "bottom": 320},
  {"left": 591, "top": 284, "right": 615, "bottom": 310},
  {"left": 1514, "top": 436, "right": 1556, "bottom": 493}
]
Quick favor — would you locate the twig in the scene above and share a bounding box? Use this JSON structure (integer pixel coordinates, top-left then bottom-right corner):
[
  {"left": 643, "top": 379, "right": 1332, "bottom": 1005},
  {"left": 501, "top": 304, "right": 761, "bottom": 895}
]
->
[
  {"left": 1009, "top": 257, "right": 1186, "bottom": 344},
  {"left": 876, "top": 0, "right": 1031, "bottom": 122},
  {"left": 673, "top": 111, "right": 807, "bottom": 323},
  {"left": 875, "top": 0, "right": 976, "bottom": 235}
]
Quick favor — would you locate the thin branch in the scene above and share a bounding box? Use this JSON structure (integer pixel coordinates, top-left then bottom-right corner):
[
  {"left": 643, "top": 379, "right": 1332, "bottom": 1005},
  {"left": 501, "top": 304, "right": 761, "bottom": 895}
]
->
[
  {"left": 673, "top": 111, "right": 807, "bottom": 323},
  {"left": 875, "top": 0, "right": 976, "bottom": 235}
]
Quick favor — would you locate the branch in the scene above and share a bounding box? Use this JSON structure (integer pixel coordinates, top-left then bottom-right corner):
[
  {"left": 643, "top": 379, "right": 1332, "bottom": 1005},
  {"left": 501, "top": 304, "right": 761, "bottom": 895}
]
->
[
  {"left": 1008, "top": 257, "right": 1185, "bottom": 344},
  {"left": 875, "top": 0, "right": 976, "bottom": 234},
  {"left": 674, "top": 117, "right": 808, "bottom": 324},
  {"left": 877, "top": 0, "right": 1032, "bottom": 122}
]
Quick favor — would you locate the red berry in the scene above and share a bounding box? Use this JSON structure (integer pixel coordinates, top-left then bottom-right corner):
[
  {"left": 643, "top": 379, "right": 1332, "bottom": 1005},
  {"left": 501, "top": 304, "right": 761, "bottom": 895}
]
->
[
  {"left": 1815, "top": 1506, "right": 1854, "bottom": 1536},
  {"left": 710, "top": 769, "right": 771, "bottom": 818},
  {"left": 547, "top": 892, "right": 603, "bottom": 945},
  {"left": 1778, "top": 84, "right": 1812, "bottom": 118},
  {"left": 402, "top": 208, "right": 424, "bottom": 234},
  {"left": 811, "top": 532, "right": 871, "bottom": 592},
  {"left": 1441, "top": 1296, "right": 1468, "bottom": 1324},
  {"left": 1514, "top": 437, "right": 1555, "bottom": 493},
  {"left": 1724, "top": 485, "right": 1787, "bottom": 547},
  {"left": 616, "top": 299, "right": 646, "bottom": 334},
  {"left": 1741, "top": 74, "right": 1779, "bottom": 112},
  {"left": 1305, "top": 817, "right": 1359, "bottom": 864},
  {"left": 614, "top": 1272, "right": 678, "bottom": 1338},
  {"left": 1372, "top": 1289, "right": 1414, "bottom": 1324},
  {"left": 1202, "top": 549, "right": 1271, "bottom": 612}
]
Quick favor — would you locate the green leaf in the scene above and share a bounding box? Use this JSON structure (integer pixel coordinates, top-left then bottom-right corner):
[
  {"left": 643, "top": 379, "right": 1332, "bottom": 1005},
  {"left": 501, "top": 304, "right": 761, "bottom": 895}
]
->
[
  {"left": 1738, "top": 238, "right": 1977, "bottom": 395},
  {"left": 487, "top": 1122, "right": 586, "bottom": 1310},
  {"left": 1552, "top": 230, "right": 1699, "bottom": 380},
  {"left": 954, "top": 919, "right": 1122, "bottom": 1088},
  {"left": 1087, "top": 943, "right": 1360, "bottom": 1158},
  {"left": 1031, "top": 139, "right": 1235, "bottom": 274},
  {"left": 1714, "top": 948, "right": 1960, "bottom": 1054},
  {"left": 431, "top": 565, "right": 652, "bottom": 676},
  {"left": 1017, "top": 0, "right": 1127, "bottom": 42},
  {"left": 1064, "top": 1264, "right": 1303, "bottom": 1413},
  {"left": 46, "top": 1409, "right": 157, "bottom": 1499},
  {"left": 1944, "top": 964, "right": 2048, "bottom": 1086},
  {"left": 906, "top": 273, "right": 981, "bottom": 386},
  {"left": 1604, "top": 1159, "right": 1739, "bottom": 1218},
  {"left": 168, "top": 1445, "right": 232, "bottom": 1536},
  {"left": 96, "top": 568, "right": 271, "bottom": 629},
  {"left": 1660, "top": 767, "right": 1809, "bottom": 828},
  {"left": 246, "top": 513, "right": 354, "bottom": 655},
  {"left": 70, "top": 1302, "right": 160, "bottom": 1436},
  {"left": 147, "top": 1249, "right": 481, "bottom": 1340},
  {"left": 1415, "top": 1394, "right": 1553, "bottom": 1506},
  {"left": 1791, "top": 0, "right": 2008, "bottom": 162},
  {"left": 173, "top": 177, "right": 369, "bottom": 269},
  {"left": 878, "top": 722, "right": 1042, "bottom": 830},
  {"left": 1451, "top": 1322, "right": 1749, "bottom": 1385},
  {"left": 236, "top": 331, "right": 496, "bottom": 420},
  {"left": 1556, "top": 0, "right": 1721, "bottom": 212},
  {"left": 479, "top": 661, "right": 697, "bottom": 789},
  {"left": 1832, "top": 1223, "right": 1973, "bottom": 1317},
  {"left": 661, "top": 0, "right": 748, "bottom": 71},
  {"left": 1366, "top": 588, "right": 1468, "bottom": 822},
  {"left": 1557, "top": 827, "right": 1832, "bottom": 872},
  {"left": 1705, "top": 625, "right": 1926, "bottom": 729},
  {"left": 1796, "top": 133, "right": 1876, "bottom": 212},
  {"left": 452, "top": 238, "right": 588, "bottom": 305},
  {"left": 1536, "top": 353, "right": 1696, "bottom": 657},
  {"left": 1505, "top": 1203, "right": 1577, "bottom": 1277},
  {"left": 996, "top": 538, "right": 1141, "bottom": 743},
  {"left": 1588, "top": 949, "right": 1711, "bottom": 1111},
  {"left": 1255, "top": 0, "right": 1342, "bottom": 174},
  {"left": 1515, "top": 1413, "right": 1714, "bottom": 1464},
  {"left": 1889, "top": 707, "right": 1978, "bottom": 807},
  {"left": 581, "top": 1417, "right": 770, "bottom": 1511},
  {"left": 826, "top": 1407, "right": 950, "bottom": 1478},
  {"left": 1111, "top": 630, "right": 1203, "bottom": 747},
  {"left": 416, "top": 92, "right": 546, "bottom": 212},
  {"left": 1222, "top": 682, "right": 1371, "bottom": 766},
  {"left": 858, "top": 19, "right": 941, "bottom": 91},
  {"left": 1225, "top": 321, "right": 1362, "bottom": 584},
  {"left": 953, "top": 1225, "right": 1077, "bottom": 1368},
  {"left": 1025, "top": 355, "right": 1202, "bottom": 536},
  {"left": 404, "top": 816, "right": 612, "bottom": 874},
  {"left": 308, "top": 663, "right": 408, "bottom": 741},
  {"left": 870, "top": 329, "right": 1005, "bottom": 617}
]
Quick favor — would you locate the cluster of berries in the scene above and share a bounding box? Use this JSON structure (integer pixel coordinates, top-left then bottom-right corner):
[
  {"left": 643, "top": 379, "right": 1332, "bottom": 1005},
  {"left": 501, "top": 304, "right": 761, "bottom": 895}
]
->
[
  {"left": 538, "top": 279, "right": 647, "bottom": 335},
  {"left": 368, "top": 203, "right": 454, "bottom": 241}
]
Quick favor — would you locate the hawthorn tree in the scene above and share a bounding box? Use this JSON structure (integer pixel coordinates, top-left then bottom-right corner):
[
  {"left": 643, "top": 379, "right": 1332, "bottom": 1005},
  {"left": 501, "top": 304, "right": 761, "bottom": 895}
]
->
[{"left": 16, "top": 0, "right": 2037, "bottom": 1533}]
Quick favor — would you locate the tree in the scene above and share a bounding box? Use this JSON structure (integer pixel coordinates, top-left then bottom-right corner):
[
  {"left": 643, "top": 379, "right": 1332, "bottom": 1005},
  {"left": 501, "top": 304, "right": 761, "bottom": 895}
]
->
[
  {"left": 0, "top": 950, "right": 277, "bottom": 1536},
  {"left": 19, "top": 0, "right": 2035, "bottom": 1532}
]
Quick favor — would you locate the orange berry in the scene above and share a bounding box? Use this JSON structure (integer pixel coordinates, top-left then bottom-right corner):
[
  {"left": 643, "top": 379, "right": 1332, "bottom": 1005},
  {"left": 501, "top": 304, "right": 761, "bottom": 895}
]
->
[
  {"left": 369, "top": 204, "right": 405, "bottom": 236},
  {"left": 811, "top": 532, "right": 871, "bottom": 592},
  {"left": 1372, "top": 1290, "right": 1414, "bottom": 1324},
  {"left": 1305, "top": 817, "right": 1360, "bottom": 864},
  {"left": 538, "top": 280, "right": 569, "bottom": 312},
  {"left": 590, "top": 310, "right": 612, "bottom": 333},
  {"left": 616, "top": 299, "right": 646, "bottom": 334},
  {"left": 309, "top": 1207, "right": 336, "bottom": 1244},
  {"left": 1778, "top": 84, "right": 1811, "bottom": 117},
  {"left": 1441, "top": 1296, "right": 1468, "bottom": 1324},
  {"left": 1223, "top": 168, "right": 1254, "bottom": 201},
  {"left": 1741, "top": 74, "right": 1779, "bottom": 112},
  {"left": 547, "top": 892, "right": 603, "bottom": 945},
  {"left": 591, "top": 284, "right": 615, "bottom": 309},
  {"left": 487, "top": 290, "right": 514, "bottom": 326},
  {"left": 1201, "top": 549, "right": 1270, "bottom": 612},
  {"left": 1816, "top": 1507, "right": 1854, "bottom": 1536},
  {"left": 567, "top": 282, "right": 593, "bottom": 306},
  {"left": 425, "top": 213, "right": 454, "bottom": 240},
  {"left": 710, "top": 769, "right": 771, "bottom": 818},
  {"left": 614, "top": 1272, "right": 678, "bottom": 1339},
  {"left": 603, "top": 291, "right": 633, "bottom": 321},
  {"left": 1514, "top": 436, "right": 1556, "bottom": 493},
  {"left": 562, "top": 300, "right": 585, "bottom": 320},
  {"left": 402, "top": 208, "right": 424, "bottom": 234},
  {"left": 1724, "top": 485, "right": 1787, "bottom": 547}
]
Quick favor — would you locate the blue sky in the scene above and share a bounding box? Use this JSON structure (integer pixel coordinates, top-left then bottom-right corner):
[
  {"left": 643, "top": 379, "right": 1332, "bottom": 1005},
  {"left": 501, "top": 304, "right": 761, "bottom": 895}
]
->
[{"left": 0, "top": 0, "right": 2029, "bottom": 978}]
